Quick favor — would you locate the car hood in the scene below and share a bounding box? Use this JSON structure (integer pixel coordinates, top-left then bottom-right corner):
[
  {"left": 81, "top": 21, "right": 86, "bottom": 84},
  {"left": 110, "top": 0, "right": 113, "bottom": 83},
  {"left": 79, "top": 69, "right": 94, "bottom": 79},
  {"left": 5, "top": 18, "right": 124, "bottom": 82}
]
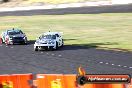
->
[
  {"left": 9, "top": 34, "right": 25, "bottom": 38},
  {"left": 37, "top": 39, "right": 55, "bottom": 43}
]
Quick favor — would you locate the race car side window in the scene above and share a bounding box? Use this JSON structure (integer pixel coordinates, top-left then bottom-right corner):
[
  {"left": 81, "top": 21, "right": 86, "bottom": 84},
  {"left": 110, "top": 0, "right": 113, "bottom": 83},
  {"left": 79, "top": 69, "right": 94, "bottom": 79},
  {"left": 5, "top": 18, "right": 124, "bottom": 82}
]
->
[
  {"left": 55, "top": 34, "right": 59, "bottom": 37},
  {"left": 39, "top": 35, "right": 42, "bottom": 39}
]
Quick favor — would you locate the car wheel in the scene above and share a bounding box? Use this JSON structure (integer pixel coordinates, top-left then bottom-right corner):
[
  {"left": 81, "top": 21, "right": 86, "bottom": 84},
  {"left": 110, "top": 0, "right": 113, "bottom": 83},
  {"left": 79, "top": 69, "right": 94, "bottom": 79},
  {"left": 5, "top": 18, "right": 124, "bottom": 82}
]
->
[
  {"left": 24, "top": 40, "right": 28, "bottom": 45},
  {"left": 34, "top": 46, "right": 38, "bottom": 51},
  {"left": 1, "top": 38, "right": 4, "bottom": 43},
  {"left": 56, "top": 42, "right": 58, "bottom": 50},
  {"left": 49, "top": 47, "right": 54, "bottom": 51},
  {"left": 61, "top": 40, "right": 64, "bottom": 47}
]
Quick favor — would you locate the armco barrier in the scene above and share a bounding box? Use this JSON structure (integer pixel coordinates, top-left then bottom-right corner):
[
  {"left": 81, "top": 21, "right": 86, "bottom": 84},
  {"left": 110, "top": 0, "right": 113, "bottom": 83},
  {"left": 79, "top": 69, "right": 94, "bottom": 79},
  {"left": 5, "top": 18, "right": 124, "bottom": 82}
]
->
[{"left": 0, "top": 74, "right": 131, "bottom": 88}]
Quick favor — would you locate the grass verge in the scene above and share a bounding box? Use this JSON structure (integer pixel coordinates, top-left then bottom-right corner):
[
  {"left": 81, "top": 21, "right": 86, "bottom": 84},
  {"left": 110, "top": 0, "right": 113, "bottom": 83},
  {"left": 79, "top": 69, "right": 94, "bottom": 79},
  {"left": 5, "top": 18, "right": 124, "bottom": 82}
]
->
[{"left": 0, "top": 13, "right": 132, "bottom": 51}]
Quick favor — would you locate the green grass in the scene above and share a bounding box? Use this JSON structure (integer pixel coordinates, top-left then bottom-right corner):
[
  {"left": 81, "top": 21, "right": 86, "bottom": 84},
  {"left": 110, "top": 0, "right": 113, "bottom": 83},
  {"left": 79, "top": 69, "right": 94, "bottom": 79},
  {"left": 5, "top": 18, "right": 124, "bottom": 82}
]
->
[{"left": 0, "top": 13, "right": 132, "bottom": 51}]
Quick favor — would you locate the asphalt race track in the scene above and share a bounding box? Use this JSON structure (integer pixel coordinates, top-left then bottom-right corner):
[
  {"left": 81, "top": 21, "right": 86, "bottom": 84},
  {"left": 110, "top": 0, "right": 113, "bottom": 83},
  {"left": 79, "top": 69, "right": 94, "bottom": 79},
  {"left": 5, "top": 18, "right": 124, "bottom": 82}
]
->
[
  {"left": 0, "top": 4, "right": 132, "bottom": 16},
  {"left": 0, "top": 44, "right": 132, "bottom": 75},
  {"left": 0, "top": 5, "right": 132, "bottom": 75}
]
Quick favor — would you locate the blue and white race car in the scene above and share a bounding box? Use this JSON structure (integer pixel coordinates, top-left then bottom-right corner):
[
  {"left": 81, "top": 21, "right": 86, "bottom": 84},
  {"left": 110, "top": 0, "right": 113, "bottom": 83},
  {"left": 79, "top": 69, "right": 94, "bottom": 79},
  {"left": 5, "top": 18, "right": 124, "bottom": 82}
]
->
[
  {"left": 34, "top": 32, "right": 64, "bottom": 51},
  {"left": 1, "top": 28, "right": 27, "bottom": 45}
]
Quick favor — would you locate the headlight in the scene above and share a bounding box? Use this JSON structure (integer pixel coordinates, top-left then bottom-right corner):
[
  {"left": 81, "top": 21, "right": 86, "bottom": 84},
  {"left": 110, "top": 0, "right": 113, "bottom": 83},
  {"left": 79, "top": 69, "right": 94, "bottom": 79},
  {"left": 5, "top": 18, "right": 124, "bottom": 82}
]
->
[{"left": 36, "top": 41, "right": 40, "bottom": 44}]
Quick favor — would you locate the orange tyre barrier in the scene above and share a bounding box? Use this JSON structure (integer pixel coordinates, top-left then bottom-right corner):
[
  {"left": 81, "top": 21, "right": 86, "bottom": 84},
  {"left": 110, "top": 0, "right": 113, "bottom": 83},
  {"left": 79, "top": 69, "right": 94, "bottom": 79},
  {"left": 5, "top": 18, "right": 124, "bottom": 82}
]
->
[
  {"left": 11, "top": 74, "right": 33, "bottom": 88},
  {"left": 34, "top": 74, "right": 78, "bottom": 88},
  {"left": 0, "top": 75, "right": 11, "bottom": 88},
  {"left": 34, "top": 74, "right": 128, "bottom": 88},
  {"left": 0, "top": 74, "right": 131, "bottom": 88},
  {"left": 34, "top": 74, "right": 65, "bottom": 88},
  {"left": 0, "top": 74, "right": 33, "bottom": 88}
]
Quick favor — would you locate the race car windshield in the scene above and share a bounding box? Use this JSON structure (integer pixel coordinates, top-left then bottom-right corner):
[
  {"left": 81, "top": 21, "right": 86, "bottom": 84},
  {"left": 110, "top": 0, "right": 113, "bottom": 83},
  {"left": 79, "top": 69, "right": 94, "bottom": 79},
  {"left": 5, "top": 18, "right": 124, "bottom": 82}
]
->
[
  {"left": 41, "top": 35, "right": 56, "bottom": 39},
  {"left": 8, "top": 31, "right": 23, "bottom": 35}
]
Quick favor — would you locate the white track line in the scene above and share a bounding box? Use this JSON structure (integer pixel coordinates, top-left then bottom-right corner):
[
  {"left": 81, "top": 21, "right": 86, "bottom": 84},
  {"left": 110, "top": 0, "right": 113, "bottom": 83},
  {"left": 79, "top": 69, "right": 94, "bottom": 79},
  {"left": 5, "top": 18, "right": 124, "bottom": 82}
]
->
[
  {"left": 52, "top": 54, "right": 54, "bottom": 55},
  {"left": 105, "top": 63, "right": 109, "bottom": 64},
  {"left": 41, "top": 52, "right": 43, "bottom": 53},
  {"left": 118, "top": 65, "right": 121, "bottom": 67},
  {"left": 58, "top": 55, "right": 62, "bottom": 57},
  {"left": 123, "top": 66, "right": 127, "bottom": 67},
  {"left": 97, "top": 60, "right": 131, "bottom": 69},
  {"left": 99, "top": 62, "right": 103, "bottom": 64}
]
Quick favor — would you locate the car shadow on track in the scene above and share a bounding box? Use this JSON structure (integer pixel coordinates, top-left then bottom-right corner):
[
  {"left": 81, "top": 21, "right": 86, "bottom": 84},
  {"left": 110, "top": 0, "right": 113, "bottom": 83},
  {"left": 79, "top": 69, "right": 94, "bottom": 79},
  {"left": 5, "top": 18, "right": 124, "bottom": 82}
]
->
[
  {"left": 27, "top": 40, "right": 125, "bottom": 52},
  {"left": 28, "top": 40, "right": 36, "bottom": 45},
  {"left": 59, "top": 42, "right": 119, "bottom": 51}
]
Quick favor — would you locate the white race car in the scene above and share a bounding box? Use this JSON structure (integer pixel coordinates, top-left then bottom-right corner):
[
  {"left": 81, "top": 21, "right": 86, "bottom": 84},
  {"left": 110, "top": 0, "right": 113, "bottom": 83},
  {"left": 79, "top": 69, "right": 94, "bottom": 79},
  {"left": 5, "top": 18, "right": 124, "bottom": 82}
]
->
[{"left": 34, "top": 32, "right": 64, "bottom": 51}]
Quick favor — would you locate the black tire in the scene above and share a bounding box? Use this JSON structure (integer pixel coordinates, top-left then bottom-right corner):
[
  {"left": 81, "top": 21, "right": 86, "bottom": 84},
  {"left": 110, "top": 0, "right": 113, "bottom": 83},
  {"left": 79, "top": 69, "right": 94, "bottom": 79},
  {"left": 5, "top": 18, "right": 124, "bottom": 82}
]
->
[
  {"left": 1, "top": 38, "right": 4, "bottom": 43},
  {"left": 34, "top": 46, "right": 38, "bottom": 51},
  {"left": 24, "top": 40, "right": 28, "bottom": 45},
  {"left": 49, "top": 47, "right": 54, "bottom": 51},
  {"left": 23, "top": 42, "right": 27, "bottom": 45},
  {"left": 56, "top": 42, "right": 58, "bottom": 50},
  {"left": 61, "top": 40, "right": 64, "bottom": 47}
]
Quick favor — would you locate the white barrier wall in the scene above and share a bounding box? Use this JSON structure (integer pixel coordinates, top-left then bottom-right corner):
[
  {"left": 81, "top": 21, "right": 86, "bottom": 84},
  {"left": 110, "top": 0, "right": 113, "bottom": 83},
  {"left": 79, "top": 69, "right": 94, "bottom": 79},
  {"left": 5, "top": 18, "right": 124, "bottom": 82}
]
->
[{"left": 112, "top": 0, "right": 132, "bottom": 4}]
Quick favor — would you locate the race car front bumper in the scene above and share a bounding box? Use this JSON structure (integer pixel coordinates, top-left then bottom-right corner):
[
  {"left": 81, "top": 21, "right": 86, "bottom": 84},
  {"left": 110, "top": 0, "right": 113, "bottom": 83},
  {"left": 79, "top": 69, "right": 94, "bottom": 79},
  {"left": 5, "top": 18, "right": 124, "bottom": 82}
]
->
[{"left": 34, "top": 43, "right": 56, "bottom": 50}]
